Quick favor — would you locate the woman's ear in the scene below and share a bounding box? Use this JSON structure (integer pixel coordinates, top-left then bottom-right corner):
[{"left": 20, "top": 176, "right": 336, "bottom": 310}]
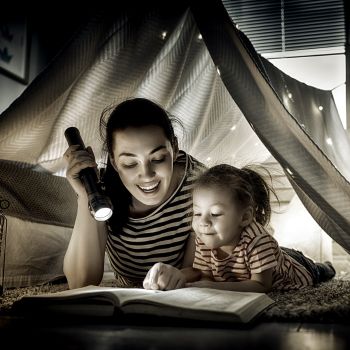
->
[
  {"left": 240, "top": 206, "right": 253, "bottom": 227},
  {"left": 109, "top": 156, "right": 118, "bottom": 173},
  {"left": 173, "top": 137, "right": 179, "bottom": 160}
]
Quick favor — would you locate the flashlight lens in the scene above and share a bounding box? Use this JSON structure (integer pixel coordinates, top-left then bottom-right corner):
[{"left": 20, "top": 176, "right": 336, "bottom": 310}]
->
[{"left": 94, "top": 207, "right": 113, "bottom": 221}]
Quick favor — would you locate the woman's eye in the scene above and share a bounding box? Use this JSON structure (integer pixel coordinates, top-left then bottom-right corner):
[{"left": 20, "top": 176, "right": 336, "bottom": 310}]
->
[
  {"left": 152, "top": 157, "right": 166, "bottom": 163},
  {"left": 122, "top": 163, "right": 137, "bottom": 169}
]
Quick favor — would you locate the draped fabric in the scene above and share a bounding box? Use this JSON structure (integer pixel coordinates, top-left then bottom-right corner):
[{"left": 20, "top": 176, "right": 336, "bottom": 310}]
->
[{"left": 0, "top": 0, "right": 349, "bottom": 287}]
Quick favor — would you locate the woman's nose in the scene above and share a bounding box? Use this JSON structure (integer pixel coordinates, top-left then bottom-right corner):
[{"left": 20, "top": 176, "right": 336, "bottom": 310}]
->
[{"left": 140, "top": 162, "right": 155, "bottom": 179}]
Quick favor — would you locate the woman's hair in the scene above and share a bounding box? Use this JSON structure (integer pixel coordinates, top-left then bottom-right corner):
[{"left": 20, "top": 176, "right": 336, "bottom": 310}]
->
[
  {"left": 100, "top": 97, "right": 178, "bottom": 156},
  {"left": 99, "top": 97, "right": 178, "bottom": 228},
  {"left": 193, "top": 164, "right": 276, "bottom": 226}
]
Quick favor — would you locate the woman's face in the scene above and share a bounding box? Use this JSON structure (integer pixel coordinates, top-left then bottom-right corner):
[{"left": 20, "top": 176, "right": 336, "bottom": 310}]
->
[{"left": 111, "top": 125, "right": 178, "bottom": 209}]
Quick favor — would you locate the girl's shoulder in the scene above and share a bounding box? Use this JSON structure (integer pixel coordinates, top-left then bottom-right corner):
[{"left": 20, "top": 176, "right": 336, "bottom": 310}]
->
[{"left": 241, "top": 221, "right": 273, "bottom": 241}]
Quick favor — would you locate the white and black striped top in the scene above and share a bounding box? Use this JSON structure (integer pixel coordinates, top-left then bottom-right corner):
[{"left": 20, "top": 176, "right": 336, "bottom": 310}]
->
[
  {"left": 106, "top": 151, "right": 206, "bottom": 285},
  {"left": 194, "top": 221, "right": 313, "bottom": 291}
]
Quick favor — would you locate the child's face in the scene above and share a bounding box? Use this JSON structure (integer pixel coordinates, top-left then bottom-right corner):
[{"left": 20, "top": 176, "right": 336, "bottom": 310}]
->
[
  {"left": 192, "top": 186, "right": 247, "bottom": 250},
  {"left": 111, "top": 125, "right": 177, "bottom": 208}
]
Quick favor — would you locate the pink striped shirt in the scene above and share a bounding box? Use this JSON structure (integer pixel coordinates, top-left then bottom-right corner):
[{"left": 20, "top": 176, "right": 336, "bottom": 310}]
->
[{"left": 193, "top": 221, "right": 313, "bottom": 291}]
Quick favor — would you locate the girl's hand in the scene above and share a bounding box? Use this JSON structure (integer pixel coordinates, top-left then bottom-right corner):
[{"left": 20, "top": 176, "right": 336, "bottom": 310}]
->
[
  {"left": 143, "top": 262, "right": 186, "bottom": 290},
  {"left": 63, "top": 145, "right": 98, "bottom": 197},
  {"left": 186, "top": 280, "right": 217, "bottom": 289}
]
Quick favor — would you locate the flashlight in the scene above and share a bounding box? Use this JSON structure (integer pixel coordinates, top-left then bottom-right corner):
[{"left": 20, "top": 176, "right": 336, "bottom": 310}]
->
[{"left": 64, "top": 127, "right": 113, "bottom": 221}]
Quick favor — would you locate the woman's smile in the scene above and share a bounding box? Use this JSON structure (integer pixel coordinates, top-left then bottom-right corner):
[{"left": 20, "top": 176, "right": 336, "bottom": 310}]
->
[{"left": 137, "top": 181, "right": 160, "bottom": 193}]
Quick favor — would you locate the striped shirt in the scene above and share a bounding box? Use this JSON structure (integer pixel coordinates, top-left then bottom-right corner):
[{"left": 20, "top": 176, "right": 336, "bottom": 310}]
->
[
  {"left": 193, "top": 221, "right": 313, "bottom": 291},
  {"left": 106, "top": 151, "right": 206, "bottom": 286}
]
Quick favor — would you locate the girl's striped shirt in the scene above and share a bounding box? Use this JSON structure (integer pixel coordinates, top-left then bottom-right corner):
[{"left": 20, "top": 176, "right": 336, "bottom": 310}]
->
[
  {"left": 193, "top": 221, "right": 313, "bottom": 291},
  {"left": 106, "top": 151, "right": 206, "bottom": 287}
]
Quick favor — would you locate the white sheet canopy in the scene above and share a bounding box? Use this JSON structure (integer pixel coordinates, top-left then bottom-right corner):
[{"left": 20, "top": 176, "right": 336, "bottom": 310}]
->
[{"left": 0, "top": 0, "right": 349, "bottom": 286}]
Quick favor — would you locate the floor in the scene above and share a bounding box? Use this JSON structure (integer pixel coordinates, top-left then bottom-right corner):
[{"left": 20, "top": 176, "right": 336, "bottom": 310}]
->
[{"left": 1, "top": 314, "right": 349, "bottom": 350}]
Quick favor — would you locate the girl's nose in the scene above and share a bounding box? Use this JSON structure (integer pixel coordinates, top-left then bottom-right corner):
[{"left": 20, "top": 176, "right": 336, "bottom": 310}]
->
[{"left": 199, "top": 215, "right": 210, "bottom": 226}]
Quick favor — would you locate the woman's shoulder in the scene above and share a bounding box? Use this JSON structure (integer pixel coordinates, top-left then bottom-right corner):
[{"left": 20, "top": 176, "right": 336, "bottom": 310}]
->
[{"left": 177, "top": 150, "right": 207, "bottom": 177}]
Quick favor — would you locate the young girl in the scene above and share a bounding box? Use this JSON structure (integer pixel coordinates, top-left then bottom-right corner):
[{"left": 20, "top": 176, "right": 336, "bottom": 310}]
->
[
  {"left": 144, "top": 164, "right": 336, "bottom": 292},
  {"left": 63, "top": 98, "right": 206, "bottom": 289}
]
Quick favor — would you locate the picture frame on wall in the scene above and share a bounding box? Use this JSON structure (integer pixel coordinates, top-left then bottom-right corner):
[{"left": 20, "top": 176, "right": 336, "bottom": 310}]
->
[{"left": 0, "top": 17, "right": 29, "bottom": 84}]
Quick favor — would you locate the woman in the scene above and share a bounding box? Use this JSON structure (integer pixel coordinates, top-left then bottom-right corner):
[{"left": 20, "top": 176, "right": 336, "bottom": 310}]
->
[{"left": 63, "top": 97, "right": 206, "bottom": 289}]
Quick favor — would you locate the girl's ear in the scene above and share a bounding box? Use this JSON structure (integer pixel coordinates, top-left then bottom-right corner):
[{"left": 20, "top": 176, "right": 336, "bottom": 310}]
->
[{"left": 240, "top": 206, "right": 254, "bottom": 227}]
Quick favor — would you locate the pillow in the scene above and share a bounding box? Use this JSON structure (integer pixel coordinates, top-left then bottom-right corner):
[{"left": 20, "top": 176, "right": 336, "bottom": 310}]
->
[
  {"left": 0, "top": 215, "right": 72, "bottom": 288},
  {"left": 0, "top": 215, "right": 115, "bottom": 288}
]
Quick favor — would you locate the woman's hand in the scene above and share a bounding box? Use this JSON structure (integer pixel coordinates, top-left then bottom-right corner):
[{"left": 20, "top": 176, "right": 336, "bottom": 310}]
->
[
  {"left": 63, "top": 145, "right": 97, "bottom": 197},
  {"left": 143, "top": 262, "right": 186, "bottom": 290}
]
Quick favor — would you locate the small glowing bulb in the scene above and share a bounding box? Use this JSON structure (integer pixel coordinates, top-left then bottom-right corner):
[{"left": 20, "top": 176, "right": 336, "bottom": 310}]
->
[
  {"left": 198, "top": 33, "right": 202, "bottom": 40},
  {"left": 230, "top": 125, "right": 236, "bottom": 131},
  {"left": 161, "top": 31, "right": 167, "bottom": 40},
  {"left": 318, "top": 105, "right": 323, "bottom": 111},
  {"left": 326, "top": 138, "right": 333, "bottom": 145},
  {"left": 206, "top": 157, "right": 211, "bottom": 161},
  {"left": 216, "top": 67, "right": 221, "bottom": 76},
  {"left": 286, "top": 168, "right": 293, "bottom": 176},
  {"left": 287, "top": 92, "right": 293, "bottom": 99}
]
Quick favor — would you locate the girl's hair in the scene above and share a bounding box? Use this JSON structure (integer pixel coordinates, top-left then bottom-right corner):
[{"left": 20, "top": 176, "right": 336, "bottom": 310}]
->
[
  {"left": 193, "top": 164, "right": 275, "bottom": 226},
  {"left": 99, "top": 97, "right": 178, "bottom": 228}
]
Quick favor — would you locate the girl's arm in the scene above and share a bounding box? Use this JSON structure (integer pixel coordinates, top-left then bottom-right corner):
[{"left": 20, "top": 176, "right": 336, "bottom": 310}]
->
[
  {"left": 180, "top": 232, "right": 201, "bottom": 282},
  {"left": 187, "top": 268, "right": 273, "bottom": 293}
]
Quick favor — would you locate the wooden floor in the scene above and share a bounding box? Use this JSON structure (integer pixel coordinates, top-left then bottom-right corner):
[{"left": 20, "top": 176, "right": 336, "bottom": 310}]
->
[{"left": 1, "top": 315, "right": 349, "bottom": 350}]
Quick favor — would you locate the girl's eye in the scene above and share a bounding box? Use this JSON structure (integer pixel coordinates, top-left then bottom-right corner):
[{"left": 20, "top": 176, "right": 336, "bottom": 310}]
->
[
  {"left": 211, "top": 213, "right": 222, "bottom": 217},
  {"left": 193, "top": 213, "right": 201, "bottom": 217}
]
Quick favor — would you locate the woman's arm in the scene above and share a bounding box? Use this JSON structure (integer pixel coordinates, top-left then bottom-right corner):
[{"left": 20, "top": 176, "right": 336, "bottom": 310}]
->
[
  {"left": 187, "top": 268, "right": 273, "bottom": 293},
  {"left": 63, "top": 145, "right": 107, "bottom": 289},
  {"left": 63, "top": 194, "right": 107, "bottom": 289}
]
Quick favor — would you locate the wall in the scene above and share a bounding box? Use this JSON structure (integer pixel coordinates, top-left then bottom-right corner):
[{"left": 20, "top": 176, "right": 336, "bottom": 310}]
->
[{"left": 0, "top": 9, "right": 92, "bottom": 114}]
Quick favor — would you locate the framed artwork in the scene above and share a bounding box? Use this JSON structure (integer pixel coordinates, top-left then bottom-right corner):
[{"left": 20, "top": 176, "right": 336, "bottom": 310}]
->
[{"left": 0, "top": 17, "right": 29, "bottom": 84}]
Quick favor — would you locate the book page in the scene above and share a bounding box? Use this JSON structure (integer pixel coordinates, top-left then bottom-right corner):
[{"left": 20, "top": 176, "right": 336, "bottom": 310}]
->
[
  {"left": 127, "top": 287, "right": 270, "bottom": 314},
  {"left": 22, "top": 285, "right": 160, "bottom": 307}
]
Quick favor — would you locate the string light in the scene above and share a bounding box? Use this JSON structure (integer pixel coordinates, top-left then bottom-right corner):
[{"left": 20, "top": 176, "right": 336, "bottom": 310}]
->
[
  {"left": 318, "top": 105, "right": 324, "bottom": 111},
  {"left": 286, "top": 168, "right": 293, "bottom": 176},
  {"left": 230, "top": 125, "right": 237, "bottom": 131},
  {"left": 216, "top": 67, "right": 221, "bottom": 76},
  {"left": 326, "top": 137, "right": 333, "bottom": 145},
  {"left": 197, "top": 33, "right": 202, "bottom": 40},
  {"left": 161, "top": 31, "right": 167, "bottom": 40}
]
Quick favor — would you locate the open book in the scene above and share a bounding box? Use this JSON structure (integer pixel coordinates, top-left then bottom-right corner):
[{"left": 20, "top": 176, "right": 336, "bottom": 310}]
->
[{"left": 13, "top": 285, "right": 274, "bottom": 323}]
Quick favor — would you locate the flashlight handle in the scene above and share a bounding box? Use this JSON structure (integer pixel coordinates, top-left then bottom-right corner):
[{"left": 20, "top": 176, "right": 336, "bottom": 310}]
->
[
  {"left": 64, "top": 127, "right": 99, "bottom": 196},
  {"left": 64, "top": 127, "right": 87, "bottom": 149}
]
